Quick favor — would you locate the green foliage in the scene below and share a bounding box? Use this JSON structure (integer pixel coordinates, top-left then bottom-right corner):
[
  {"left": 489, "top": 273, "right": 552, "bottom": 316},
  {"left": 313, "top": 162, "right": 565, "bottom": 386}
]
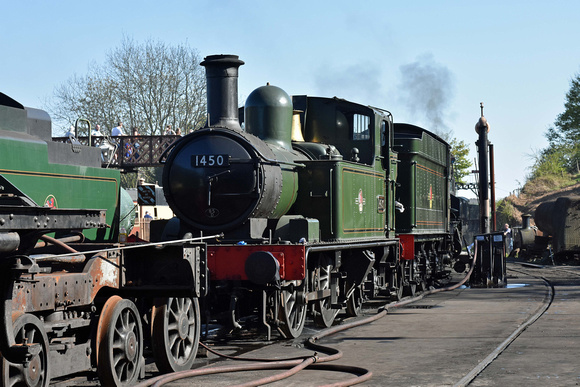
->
[
  {"left": 529, "top": 70, "right": 580, "bottom": 183},
  {"left": 496, "top": 197, "right": 518, "bottom": 228},
  {"left": 551, "top": 74, "right": 580, "bottom": 147},
  {"left": 120, "top": 167, "right": 159, "bottom": 189},
  {"left": 450, "top": 138, "right": 472, "bottom": 184},
  {"left": 529, "top": 146, "right": 569, "bottom": 179}
]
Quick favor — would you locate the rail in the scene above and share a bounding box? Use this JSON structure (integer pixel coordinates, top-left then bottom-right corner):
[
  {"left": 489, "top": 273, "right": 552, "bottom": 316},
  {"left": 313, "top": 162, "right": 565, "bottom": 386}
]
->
[
  {"left": 52, "top": 135, "right": 183, "bottom": 170},
  {"left": 134, "top": 252, "right": 478, "bottom": 387}
]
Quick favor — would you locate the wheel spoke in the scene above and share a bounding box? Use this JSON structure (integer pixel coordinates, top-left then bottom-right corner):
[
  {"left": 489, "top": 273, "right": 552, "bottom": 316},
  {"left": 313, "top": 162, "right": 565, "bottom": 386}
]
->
[
  {"left": 278, "top": 281, "right": 306, "bottom": 338},
  {"left": 8, "top": 371, "right": 25, "bottom": 387},
  {"left": 2, "top": 314, "right": 50, "bottom": 387},
  {"left": 170, "top": 340, "right": 181, "bottom": 358},
  {"left": 313, "top": 260, "right": 338, "bottom": 328},
  {"left": 168, "top": 332, "right": 179, "bottom": 350},
  {"left": 183, "top": 297, "right": 192, "bottom": 314},
  {"left": 152, "top": 297, "right": 200, "bottom": 373},
  {"left": 169, "top": 307, "right": 179, "bottom": 322},
  {"left": 97, "top": 297, "right": 143, "bottom": 386}
]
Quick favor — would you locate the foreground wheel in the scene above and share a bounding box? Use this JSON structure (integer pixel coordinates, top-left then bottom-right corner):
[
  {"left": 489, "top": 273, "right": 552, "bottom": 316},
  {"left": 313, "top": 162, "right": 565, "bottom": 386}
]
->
[
  {"left": 151, "top": 297, "right": 200, "bottom": 373},
  {"left": 417, "top": 279, "right": 427, "bottom": 292},
  {"left": 96, "top": 296, "right": 143, "bottom": 387},
  {"left": 403, "top": 260, "right": 417, "bottom": 297},
  {"left": 390, "top": 265, "right": 404, "bottom": 301},
  {"left": 312, "top": 261, "right": 338, "bottom": 328},
  {"left": 346, "top": 285, "right": 364, "bottom": 317},
  {"left": 403, "top": 283, "right": 417, "bottom": 297},
  {"left": 278, "top": 281, "right": 307, "bottom": 338},
  {"left": 1, "top": 314, "right": 50, "bottom": 387}
]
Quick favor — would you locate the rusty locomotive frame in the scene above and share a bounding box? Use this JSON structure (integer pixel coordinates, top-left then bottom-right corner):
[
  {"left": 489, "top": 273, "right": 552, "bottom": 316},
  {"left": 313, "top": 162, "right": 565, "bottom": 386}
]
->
[{"left": 0, "top": 93, "right": 208, "bottom": 386}]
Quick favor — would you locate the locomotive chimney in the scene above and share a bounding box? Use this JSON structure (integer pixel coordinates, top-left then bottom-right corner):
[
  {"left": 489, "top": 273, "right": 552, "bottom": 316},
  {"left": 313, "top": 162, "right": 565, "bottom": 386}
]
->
[
  {"left": 200, "top": 54, "right": 245, "bottom": 130},
  {"left": 522, "top": 214, "right": 531, "bottom": 230}
]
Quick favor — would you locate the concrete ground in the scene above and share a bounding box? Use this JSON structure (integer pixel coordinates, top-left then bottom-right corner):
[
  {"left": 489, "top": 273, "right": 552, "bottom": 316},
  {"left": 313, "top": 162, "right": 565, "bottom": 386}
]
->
[{"left": 154, "top": 263, "right": 580, "bottom": 386}]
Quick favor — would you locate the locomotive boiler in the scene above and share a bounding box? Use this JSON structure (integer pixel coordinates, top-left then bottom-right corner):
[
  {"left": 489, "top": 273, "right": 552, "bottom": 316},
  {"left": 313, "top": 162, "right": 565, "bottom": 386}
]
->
[
  {"left": 163, "top": 56, "right": 300, "bottom": 234},
  {"left": 160, "top": 54, "right": 459, "bottom": 339}
]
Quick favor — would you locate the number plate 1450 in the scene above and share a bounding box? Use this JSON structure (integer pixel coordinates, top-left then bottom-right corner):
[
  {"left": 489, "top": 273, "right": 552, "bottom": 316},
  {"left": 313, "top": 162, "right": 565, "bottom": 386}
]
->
[{"left": 191, "top": 154, "right": 229, "bottom": 167}]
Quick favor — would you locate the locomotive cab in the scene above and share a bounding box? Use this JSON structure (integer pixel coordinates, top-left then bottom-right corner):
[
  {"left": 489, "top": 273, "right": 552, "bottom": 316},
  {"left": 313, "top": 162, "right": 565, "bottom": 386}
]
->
[{"left": 292, "top": 96, "right": 376, "bottom": 166}]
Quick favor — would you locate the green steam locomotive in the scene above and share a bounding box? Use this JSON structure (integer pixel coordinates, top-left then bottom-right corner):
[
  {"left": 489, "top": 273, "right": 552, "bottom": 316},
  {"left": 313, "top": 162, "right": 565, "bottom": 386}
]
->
[{"left": 160, "top": 55, "right": 462, "bottom": 339}]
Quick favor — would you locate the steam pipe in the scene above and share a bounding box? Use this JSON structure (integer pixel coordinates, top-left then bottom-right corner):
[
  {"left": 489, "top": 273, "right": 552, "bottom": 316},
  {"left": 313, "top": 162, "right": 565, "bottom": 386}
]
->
[
  {"left": 475, "top": 103, "right": 490, "bottom": 234},
  {"left": 489, "top": 143, "right": 496, "bottom": 231}
]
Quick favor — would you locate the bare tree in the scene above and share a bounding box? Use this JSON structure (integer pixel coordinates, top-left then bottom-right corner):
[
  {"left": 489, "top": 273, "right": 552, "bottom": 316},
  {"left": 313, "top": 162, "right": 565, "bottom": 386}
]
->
[{"left": 49, "top": 37, "right": 206, "bottom": 136}]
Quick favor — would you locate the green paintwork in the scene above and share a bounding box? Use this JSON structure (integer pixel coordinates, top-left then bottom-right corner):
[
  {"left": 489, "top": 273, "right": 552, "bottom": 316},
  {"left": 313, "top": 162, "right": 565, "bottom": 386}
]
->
[
  {"left": 0, "top": 135, "right": 122, "bottom": 241},
  {"left": 290, "top": 96, "right": 393, "bottom": 242},
  {"left": 245, "top": 85, "right": 293, "bottom": 150},
  {"left": 293, "top": 160, "right": 386, "bottom": 241},
  {"left": 394, "top": 124, "right": 450, "bottom": 235},
  {"left": 269, "top": 145, "right": 300, "bottom": 219}
]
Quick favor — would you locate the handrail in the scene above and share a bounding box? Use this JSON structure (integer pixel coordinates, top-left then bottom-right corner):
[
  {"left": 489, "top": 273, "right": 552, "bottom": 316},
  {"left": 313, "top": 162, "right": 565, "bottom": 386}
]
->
[{"left": 52, "top": 135, "right": 183, "bottom": 169}]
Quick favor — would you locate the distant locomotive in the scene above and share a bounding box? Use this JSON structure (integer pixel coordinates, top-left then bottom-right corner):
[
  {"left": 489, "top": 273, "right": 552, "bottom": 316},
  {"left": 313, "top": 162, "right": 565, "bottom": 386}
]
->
[
  {"left": 160, "top": 55, "right": 462, "bottom": 339},
  {"left": 0, "top": 93, "right": 206, "bottom": 386},
  {"left": 535, "top": 196, "right": 580, "bottom": 258}
]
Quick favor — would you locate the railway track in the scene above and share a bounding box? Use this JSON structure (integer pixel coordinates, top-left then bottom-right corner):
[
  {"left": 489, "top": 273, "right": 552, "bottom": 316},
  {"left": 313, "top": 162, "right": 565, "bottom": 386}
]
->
[
  {"left": 460, "top": 262, "right": 580, "bottom": 386},
  {"left": 52, "top": 261, "right": 580, "bottom": 386}
]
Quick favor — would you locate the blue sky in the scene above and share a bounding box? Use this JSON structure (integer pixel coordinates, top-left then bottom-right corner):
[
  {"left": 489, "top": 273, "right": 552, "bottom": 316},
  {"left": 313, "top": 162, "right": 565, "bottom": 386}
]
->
[{"left": 2, "top": 1, "right": 580, "bottom": 199}]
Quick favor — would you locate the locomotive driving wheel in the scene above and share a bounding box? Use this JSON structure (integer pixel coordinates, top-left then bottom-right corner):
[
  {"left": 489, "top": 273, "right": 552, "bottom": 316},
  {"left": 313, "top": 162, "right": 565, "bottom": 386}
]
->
[
  {"left": 151, "top": 297, "right": 200, "bottom": 373},
  {"left": 278, "top": 280, "right": 307, "bottom": 338},
  {"left": 416, "top": 243, "right": 428, "bottom": 292},
  {"left": 390, "top": 264, "right": 404, "bottom": 301},
  {"left": 96, "top": 296, "right": 143, "bottom": 387},
  {"left": 346, "top": 284, "right": 364, "bottom": 317},
  {"left": 312, "top": 257, "right": 338, "bottom": 328},
  {"left": 403, "top": 260, "right": 417, "bottom": 297},
  {"left": 404, "top": 282, "right": 417, "bottom": 297},
  {"left": 1, "top": 313, "right": 50, "bottom": 387}
]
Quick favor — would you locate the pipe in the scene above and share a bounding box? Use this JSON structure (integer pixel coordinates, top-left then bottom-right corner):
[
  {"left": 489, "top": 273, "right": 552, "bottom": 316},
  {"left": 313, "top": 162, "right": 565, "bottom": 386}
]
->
[
  {"left": 135, "top": 250, "right": 478, "bottom": 387},
  {"left": 0, "top": 232, "right": 20, "bottom": 253},
  {"left": 233, "top": 356, "right": 317, "bottom": 387},
  {"left": 38, "top": 234, "right": 79, "bottom": 254},
  {"left": 475, "top": 103, "right": 490, "bottom": 234},
  {"left": 489, "top": 143, "right": 496, "bottom": 231},
  {"left": 34, "top": 234, "right": 83, "bottom": 249},
  {"left": 522, "top": 214, "right": 531, "bottom": 229}
]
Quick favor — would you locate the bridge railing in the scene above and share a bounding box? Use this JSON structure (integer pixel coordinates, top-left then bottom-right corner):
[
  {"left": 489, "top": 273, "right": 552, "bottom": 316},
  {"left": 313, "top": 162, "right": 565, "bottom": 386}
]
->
[{"left": 52, "top": 135, "right": 183, "bottom": 170}]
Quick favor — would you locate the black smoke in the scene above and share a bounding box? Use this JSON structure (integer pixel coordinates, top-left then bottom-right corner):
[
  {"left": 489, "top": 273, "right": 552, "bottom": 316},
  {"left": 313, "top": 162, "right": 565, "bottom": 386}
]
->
[{"left": 398, "top": 54, "right": 455, "bottom": 139}]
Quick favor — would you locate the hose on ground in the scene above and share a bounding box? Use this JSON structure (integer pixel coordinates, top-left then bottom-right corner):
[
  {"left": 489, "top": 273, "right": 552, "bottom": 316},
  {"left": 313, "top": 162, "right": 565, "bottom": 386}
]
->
[{"left": 136, "top": 250, "right": 477, "bottom": 387}]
